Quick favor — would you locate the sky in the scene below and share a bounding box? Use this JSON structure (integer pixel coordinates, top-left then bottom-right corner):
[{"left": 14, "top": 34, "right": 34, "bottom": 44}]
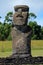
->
[{"left": 0, "top": 0, "right": 43, "bottom": 26}]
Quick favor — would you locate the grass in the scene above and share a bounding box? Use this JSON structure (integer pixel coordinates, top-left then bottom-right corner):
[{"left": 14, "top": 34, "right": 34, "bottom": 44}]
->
[
  {"left": 0, "top": 41, "right": 12, "bottom": 57},
  {"left": 31, "top": 40, "right": 43, "bottom": 57},
  {"left": 0, "top": 40, "right": 43, "bottom": 57}
]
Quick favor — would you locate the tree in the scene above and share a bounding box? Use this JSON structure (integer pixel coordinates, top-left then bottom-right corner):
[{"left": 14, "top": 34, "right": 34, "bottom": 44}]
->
[
  {"left": 3, "top": 23, "right": 12, "bottom": 40},
  {"left": 41, "top": 27, "right": 43, "bottom": 39},
  {"left": 0, "top": 23, "right": 5, "bottom": 40},
  {"left": 0, "top": 11, "right": 42, "bottom": 40},
  {"left": 29, "top": 21, "right": 37, "bottom": 39},
  {"left": 0, "top": 22, "right": 12, "bottom": 40},
  {"left": 34, "top": 25, "right": 42, "bottom": 39},
  {"left": 27, "top": 12, "right": 37, "bottom": 25},
  {"left": 29, "top": 21, "right": 37, "bottom": 28},
  {"left": 4, "top": 12, "right": 13, "bottom": 23},
  {"left": 0, "top": 16, "right": 1, "bottom": 18},
  {"left": 29, "top": 12, "right": 36, "bottom": 19}
]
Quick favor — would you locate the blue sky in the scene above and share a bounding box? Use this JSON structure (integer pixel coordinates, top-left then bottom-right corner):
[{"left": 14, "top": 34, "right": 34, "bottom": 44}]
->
[{"left": 0, "top": 0, "right": 43, "bottom": 26}]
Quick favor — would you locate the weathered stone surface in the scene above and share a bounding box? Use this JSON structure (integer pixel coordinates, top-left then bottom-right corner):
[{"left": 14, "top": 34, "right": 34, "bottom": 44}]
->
[
  {"left": 13, "top": 5, "right": 29, "bottom": 25},
  {"left": 11, "top": 5, "right": 32, "bottom": 58}
]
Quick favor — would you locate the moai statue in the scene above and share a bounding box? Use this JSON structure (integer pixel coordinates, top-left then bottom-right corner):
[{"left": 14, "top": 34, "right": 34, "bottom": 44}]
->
[{"left": 11, "top": 5, "right": 32, "bottom": 58}]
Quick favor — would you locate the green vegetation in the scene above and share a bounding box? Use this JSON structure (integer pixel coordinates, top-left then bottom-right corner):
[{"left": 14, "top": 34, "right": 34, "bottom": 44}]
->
[
  {"left": 31, "top": 40, "right": 43, "bottom": 57},
  {"left": 0, "top": 41, "right": 12, "bottom": 57},
  {"left": 0, "top": 40, "right": 43, "bottom": 57},
  {"left": 0, "top": 41, "right": 12, "bottom": 52},
  {"left": 0, "top": 12, "right": 43, "bottom": 40}
]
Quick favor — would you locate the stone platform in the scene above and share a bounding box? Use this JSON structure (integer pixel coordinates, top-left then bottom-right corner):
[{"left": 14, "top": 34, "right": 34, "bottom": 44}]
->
[{"left": 0, "top": 56, "right": 43, "bottom": 64}]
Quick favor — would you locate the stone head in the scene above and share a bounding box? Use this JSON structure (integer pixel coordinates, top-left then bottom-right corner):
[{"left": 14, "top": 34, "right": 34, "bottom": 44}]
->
[{"left": 13, "top": 5, "right": 29, "bottom": 25}]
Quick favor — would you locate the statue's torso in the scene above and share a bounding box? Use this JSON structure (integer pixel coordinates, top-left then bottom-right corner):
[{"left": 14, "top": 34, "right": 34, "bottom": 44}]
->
[{"left": 11, "top": 26, "right": 32, "bottom": 54}]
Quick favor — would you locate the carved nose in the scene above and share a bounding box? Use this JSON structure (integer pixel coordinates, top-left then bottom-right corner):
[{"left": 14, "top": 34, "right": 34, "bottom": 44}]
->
[
  {"left": 18, "top": 12, "right": 22, "bottom": 16},
  {"left": 18, "top": 9, "right": 22, "bottom": 14},
  {"left": 16, "top": 9, "right": 23, "bottom": 18},
  {"left": 16, "top": 10, "right": 23, "bottom": 18}
]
